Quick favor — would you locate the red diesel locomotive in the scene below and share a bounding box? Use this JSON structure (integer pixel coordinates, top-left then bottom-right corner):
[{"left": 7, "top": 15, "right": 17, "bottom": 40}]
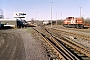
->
[{"left": 63, "top": 17, "right": 89, "bottom": 28}]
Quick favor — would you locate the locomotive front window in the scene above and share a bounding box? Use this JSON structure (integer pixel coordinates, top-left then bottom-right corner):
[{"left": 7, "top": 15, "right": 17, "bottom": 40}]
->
[
  {"left": 69, "top": 20, "right": 71, "bottom": 21},
  {"left": 75, "top": 20, "right": 77, "bottom": 23}
]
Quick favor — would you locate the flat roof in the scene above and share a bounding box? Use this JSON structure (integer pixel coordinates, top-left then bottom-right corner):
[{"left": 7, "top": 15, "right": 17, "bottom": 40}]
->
[{"left": 0, "top": 19, "right": 16, "bottom": 21}]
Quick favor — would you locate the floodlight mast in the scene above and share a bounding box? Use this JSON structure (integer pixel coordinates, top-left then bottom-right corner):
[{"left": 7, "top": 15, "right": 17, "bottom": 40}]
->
[
  {"left": 80, "top": 7, "right": 82, "bottom": 17},
  {"left": 50, "top": 2, "right": 53, "bottom": 28}
]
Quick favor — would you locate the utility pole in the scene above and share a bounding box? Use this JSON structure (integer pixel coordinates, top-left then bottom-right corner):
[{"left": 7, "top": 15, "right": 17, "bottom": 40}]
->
[
  {"left": 80, "top": 7, "right": 82, "bottom": 17},
  {"left": 50, "top": 2, "right": 53, "bottom": 28},
  {"left": 46, "top": 16, "right": 47, "bottom": 20},
  {"left": 56, "top": 13, "right": 57, "bottom": 26},
  {"left": 36, "top": 12, "right": 37, "bottom": 20},
  {"left": 61, "top": 13, "right": 62, "bottom": 20},
  {"left": 36, "top": 12, "right": 37, "bottom": 24}
]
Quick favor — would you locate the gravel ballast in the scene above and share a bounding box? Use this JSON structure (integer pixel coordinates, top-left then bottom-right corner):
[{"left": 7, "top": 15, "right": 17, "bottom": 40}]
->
[
  {"left": 0, "top": 28, "right": 48, "bottom": 60},
  {"left": 18, "top": 28, "right": 48, "bottom": 60}
]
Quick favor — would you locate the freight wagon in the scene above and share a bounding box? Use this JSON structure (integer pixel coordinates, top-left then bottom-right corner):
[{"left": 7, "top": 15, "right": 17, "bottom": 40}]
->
[{"left": 0, "top": 18, "right": 27, "bottom": 29}]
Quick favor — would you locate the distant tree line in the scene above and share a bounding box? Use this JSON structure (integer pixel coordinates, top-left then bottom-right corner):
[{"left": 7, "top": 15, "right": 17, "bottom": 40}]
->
[
  {"left": 52, "top": 17, "right": 90, "bottom": 25},
  {"left": 51, "top": 20, "right": 63, "bottom": 25},
  {"left": 83, "top": 17, "right": 90, "bottom": 24},
  {"left": 30, "top": 17, "right": 90, "bottom": 25}
]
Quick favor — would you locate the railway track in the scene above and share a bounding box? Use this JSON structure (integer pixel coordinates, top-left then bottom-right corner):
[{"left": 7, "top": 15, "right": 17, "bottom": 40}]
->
[
  {"left": 56, "top": 25, "right": 90, "bottom": 33},
  {"left": 45, "top": 26, "right": 90, "bottom": 59},
  {"left": 50, "top": 26, "right": 90, "bottom": 42},
  {"left": 32, "top": 26, "right": 90, "bottom": 60}
]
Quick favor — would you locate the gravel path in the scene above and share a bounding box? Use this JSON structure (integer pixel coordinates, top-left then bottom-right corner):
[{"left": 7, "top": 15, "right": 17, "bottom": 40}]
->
[{"left": 17, "top": 28, "right": 48, "bottom": 60}]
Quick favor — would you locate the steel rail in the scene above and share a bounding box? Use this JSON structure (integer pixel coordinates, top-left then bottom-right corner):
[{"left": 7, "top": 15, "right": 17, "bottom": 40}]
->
[
  {"left": 32, "top": 27, "right": 65, "bottom": 60},
  {"left": 45, "top": 27, "right": 90, "bottom": 59},
  {"left": 32, "top": 27, "right": 81, "bottom": 60}
]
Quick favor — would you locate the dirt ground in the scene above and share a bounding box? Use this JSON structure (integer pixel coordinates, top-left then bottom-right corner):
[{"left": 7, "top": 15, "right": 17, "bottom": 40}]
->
[{"left": 0, "top": 28, "right": 49, "bottom": 60}]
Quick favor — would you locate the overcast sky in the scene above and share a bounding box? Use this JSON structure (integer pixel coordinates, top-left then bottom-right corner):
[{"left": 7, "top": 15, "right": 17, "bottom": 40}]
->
[{"left": 0, "top": 0, "right": 90, "bottom": 20}]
